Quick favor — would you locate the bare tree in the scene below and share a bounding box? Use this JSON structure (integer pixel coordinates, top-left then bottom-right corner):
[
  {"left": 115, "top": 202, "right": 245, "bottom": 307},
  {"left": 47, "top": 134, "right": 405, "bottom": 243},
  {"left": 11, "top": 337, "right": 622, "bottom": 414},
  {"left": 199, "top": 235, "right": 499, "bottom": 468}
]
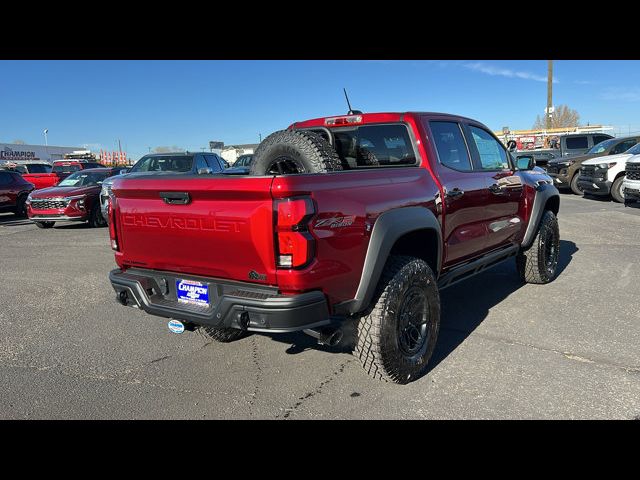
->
[
  {"left": 12, "top": 139, "right": 26, "bottom": 145},
  {"left": 152, "top": 146, "right": 184, "bottom": 153},
  {"left": 533, "top": 105, "right": 581, "bottom": 129}
]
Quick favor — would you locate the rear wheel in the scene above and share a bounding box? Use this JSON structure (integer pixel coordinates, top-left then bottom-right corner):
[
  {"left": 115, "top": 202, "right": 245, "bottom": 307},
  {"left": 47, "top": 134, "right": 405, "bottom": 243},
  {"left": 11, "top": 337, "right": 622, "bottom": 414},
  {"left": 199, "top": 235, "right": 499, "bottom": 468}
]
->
[
  {"left": 35, "top": 221, "right": 55, "bottom": 229},
  {"left": 516, "top": 210, "right": 560, "bottom": 284},
  {"left": 199, "top": 326, "right": 248, "bottom": 343},
  {"left": 570, "top": 173, "right": 584, "bottom": 196},
  {"left": 353, "top": 255, "right": 440, "bottom": 384},
  {"left": 249, "top": 129, "right": 343, "bottom": 176},
  {"left": 611, "top": 176, "right": 625, "bottom": 203}
]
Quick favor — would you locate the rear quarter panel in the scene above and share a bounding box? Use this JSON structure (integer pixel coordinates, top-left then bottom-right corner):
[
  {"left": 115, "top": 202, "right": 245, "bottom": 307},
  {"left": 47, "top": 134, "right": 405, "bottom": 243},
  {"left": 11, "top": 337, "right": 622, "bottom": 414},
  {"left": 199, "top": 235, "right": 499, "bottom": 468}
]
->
[{"left": 273, "top": 167, "right": 439, "bottom": 307}]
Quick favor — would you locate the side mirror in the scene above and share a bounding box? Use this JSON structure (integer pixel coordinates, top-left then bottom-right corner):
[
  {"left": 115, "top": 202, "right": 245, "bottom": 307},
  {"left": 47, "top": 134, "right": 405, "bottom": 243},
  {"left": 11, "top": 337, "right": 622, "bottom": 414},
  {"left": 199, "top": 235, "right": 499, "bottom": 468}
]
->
[
  {"left": 516, "top": 155, "right": 535, "bottom": 170},
  {"left": 197, "top": 167, "right": 213, "bottom": 175}
]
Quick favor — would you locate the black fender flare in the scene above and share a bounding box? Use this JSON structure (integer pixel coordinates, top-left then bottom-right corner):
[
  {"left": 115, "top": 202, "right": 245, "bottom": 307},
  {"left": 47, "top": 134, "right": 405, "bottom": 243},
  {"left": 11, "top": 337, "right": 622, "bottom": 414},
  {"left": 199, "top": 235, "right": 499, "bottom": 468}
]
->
[
  {"left": 522, "top": 183, "right": 560, "bottom": 249},
  {"left": 333, "top": 206, "right": 442, "bottom": 316}
]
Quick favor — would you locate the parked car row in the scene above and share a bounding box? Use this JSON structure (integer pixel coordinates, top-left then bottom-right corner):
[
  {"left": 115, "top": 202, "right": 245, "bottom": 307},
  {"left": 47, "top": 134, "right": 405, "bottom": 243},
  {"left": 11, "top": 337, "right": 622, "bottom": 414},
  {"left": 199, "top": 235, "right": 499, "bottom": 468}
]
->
[{"left": 526, "top": 135, "right": 640, "bottom": 205}]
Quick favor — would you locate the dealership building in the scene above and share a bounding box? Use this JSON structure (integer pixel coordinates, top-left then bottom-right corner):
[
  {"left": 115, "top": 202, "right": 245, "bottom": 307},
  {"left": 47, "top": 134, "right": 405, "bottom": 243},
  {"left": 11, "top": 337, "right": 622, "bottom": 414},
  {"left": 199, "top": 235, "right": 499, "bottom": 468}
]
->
[{"left": 0, "top": 143, "right": 83, "bottom": 164}]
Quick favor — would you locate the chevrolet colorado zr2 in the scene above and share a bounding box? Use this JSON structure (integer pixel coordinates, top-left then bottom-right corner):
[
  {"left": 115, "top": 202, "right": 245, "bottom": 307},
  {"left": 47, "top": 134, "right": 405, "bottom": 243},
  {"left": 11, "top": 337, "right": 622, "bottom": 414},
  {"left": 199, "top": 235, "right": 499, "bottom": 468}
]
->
[{"left": 108, "top": 112, "right": 561, "bottom": 384}]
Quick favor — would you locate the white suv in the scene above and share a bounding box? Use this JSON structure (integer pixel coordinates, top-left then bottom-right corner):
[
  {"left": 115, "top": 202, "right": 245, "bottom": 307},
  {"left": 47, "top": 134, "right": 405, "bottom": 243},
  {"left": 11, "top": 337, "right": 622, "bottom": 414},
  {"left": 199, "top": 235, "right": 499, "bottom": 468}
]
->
[
  {"left": 623, "top": 156, "right": 640, "bottom": 204},
  {"left": 578, "top": 142, "right": 640, "bottom": 203}
]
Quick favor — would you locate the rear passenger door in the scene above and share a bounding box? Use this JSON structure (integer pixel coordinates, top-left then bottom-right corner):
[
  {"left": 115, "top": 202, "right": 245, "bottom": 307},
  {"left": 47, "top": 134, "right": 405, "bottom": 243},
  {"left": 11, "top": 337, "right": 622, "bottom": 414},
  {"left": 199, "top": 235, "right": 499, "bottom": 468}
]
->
[
  {"left": 0, "top": 172, "right": 12, "bottom": 208},
  {"left": 425, "top": 119, "right": 493, "bottom": 266}
]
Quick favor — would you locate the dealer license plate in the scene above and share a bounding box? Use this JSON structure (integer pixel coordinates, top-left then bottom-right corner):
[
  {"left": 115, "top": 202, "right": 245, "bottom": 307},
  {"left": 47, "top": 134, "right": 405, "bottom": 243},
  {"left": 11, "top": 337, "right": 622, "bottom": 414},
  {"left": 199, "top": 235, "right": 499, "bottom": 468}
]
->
[{"left": 176, "top": 279, "right": 210, "bottom": 307}]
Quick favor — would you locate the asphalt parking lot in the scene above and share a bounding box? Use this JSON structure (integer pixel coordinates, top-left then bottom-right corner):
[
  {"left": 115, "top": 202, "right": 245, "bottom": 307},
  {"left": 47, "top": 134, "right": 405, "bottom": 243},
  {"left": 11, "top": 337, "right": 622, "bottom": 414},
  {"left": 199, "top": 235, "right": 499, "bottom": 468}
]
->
[{"left": 1, "top": 193, "right": 639, "bottom": 419}]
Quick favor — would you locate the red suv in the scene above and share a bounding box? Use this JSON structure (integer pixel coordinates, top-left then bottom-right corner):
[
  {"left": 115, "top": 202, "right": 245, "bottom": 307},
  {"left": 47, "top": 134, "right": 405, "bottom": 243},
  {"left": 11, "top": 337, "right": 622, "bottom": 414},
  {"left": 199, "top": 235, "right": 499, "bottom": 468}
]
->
[
  {"left": 0, "top": 170, "right": 35, "bottom": 217},
  {"left": 27, "top": 167, "right": 120, "bottom": 228}
]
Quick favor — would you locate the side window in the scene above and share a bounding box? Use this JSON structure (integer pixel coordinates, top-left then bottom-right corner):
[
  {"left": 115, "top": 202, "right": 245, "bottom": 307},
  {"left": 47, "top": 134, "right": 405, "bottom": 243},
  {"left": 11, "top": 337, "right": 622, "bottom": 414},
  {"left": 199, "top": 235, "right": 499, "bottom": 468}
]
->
[
  {"left": 203, "top": 154, "right": 219, "bottom": 171},
  {"left": 0, "top": 172, "right": 11, "bottom": 186},
  {"left": 565, "top": 136, "right": 588, "bottom": 150},
  {"left": 195, "top": 155, "right": 208, "bottom": 173},
  {"left": 611, "top": 140, "right": 638, "bottom": 155},
  {"left": 468, "top": 126, "right": 510, "bottom": 170},
  {"left": 429, "top": 121, "right": 473, "bottom": 171}
]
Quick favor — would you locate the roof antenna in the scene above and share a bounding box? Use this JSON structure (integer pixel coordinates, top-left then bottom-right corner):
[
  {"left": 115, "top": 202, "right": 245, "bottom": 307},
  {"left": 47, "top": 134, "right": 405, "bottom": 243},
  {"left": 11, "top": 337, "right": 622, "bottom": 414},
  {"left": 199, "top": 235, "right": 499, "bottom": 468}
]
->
[{"left": 343, "top": 88, "right": 363, "bottom": 115}]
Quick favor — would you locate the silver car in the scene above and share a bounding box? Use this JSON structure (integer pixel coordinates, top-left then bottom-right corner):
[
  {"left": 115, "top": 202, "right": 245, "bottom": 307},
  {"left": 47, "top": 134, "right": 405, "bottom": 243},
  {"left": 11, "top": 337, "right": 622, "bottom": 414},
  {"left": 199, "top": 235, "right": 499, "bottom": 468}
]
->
[{"left": 100, "top": 169, "right": 129, "bottom": 222}]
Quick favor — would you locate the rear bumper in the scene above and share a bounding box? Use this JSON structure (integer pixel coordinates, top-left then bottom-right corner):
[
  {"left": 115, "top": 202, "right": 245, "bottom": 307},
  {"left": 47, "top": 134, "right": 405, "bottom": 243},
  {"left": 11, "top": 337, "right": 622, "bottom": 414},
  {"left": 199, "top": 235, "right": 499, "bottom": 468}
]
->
[
  {"left": 109, "top": 268, "right": 331, "bottom": 333},
  {"left": 577, "top": 176, "right": 611, "bottom": 195}
]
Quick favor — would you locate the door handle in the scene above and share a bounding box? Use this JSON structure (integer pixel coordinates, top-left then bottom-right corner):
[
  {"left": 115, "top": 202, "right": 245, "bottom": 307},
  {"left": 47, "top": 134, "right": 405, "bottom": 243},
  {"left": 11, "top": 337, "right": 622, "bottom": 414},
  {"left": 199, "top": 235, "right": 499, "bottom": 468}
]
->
[
  {"left": 489, "top": 183, "right": 507, "bottom": 195},
  {"left": 159, "top": 191, "right": 190, "bottom": 205},
  {"left": 445, "top": 187, "right": 464, "bottom": 199}
]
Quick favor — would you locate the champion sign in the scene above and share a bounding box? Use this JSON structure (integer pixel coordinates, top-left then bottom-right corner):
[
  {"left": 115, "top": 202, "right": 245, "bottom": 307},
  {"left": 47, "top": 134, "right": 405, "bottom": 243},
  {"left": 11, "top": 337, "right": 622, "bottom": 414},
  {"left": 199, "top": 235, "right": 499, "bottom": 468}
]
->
[
  {"left": 1, "top": 146, "right": 36, "bottom": 160},
  {"left": 176, "top": 279, "right": 209, "bottom": 306}
]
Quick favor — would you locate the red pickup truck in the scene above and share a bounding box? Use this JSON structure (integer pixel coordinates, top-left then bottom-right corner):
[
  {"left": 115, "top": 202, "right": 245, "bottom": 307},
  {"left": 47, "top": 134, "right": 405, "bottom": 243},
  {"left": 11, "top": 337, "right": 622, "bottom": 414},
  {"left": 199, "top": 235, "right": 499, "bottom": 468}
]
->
[
  {"left": 11, "top": 163, "right": 60, "bottom": 189},
  {"left": 108, "top": 112, "right": 561, "bottom": 384}
]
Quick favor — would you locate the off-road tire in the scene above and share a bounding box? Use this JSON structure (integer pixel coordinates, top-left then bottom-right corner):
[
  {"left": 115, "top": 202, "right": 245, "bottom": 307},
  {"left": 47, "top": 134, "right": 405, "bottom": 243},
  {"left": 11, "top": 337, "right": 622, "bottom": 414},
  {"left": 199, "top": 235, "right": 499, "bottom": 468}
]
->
[
  {"left": 199, "top": 326, "right": 248, "bottom": 343},
  {"left": 611, "top": 176, "right": 625, "bottom": 203},
  {"left": 516, "top": 210, "right": 560, "bottom": 284},
  {"left": 570, "top": 173, "right": 583, "bottom": 196},
  {"left": 35, "top": 221, "right": 55, "bottom": 229},
  {"left": 357, "top": 146, "right": 380, "bottom": 166},
  {"left": 249, "top": 129, "right": 343, "bottom": 176},
  {"left": 353, "top": 255, "right": 440, "bottom": 384},
  {"left": 13, "top": 194, "right": 27, "bottom": 218},
  {"left": 87, "top": 203, "right": 106, "bottom": 228}
]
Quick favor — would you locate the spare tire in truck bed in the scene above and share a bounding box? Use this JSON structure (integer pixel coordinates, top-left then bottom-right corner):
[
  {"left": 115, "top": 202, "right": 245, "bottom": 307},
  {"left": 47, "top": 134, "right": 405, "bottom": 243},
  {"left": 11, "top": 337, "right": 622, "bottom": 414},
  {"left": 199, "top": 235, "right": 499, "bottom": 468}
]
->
[{"left": 249, "top": 129, "right": 343, "bottom": 175}]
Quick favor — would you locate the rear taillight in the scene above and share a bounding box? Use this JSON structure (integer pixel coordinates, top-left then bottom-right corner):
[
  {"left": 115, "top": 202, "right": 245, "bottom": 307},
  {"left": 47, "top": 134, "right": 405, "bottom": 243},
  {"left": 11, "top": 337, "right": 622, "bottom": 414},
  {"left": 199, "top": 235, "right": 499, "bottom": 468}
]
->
[
  {"left": 108, "top": 196, "right": 119, "bottom": 251},
  {"left": 274, "top": 197, "right": 315, "bottom": 268}
]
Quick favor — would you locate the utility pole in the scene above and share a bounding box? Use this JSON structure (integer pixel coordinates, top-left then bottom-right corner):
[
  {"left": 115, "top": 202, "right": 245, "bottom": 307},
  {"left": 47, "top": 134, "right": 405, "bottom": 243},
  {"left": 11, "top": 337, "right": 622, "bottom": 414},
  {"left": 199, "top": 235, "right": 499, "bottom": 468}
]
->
[
  {"left": 546, "top": 60, "right": 553, "bottom": 131},
  {"left": 259, "top": 133, "right": 262, "bottom": 142}
]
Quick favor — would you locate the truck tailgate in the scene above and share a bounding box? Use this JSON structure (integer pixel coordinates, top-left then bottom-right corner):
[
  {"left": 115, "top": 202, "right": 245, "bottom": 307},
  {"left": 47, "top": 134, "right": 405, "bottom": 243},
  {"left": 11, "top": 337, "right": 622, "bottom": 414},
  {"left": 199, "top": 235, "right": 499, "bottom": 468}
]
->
[{"left": 112, "top": 175, "right": 278, "bottom": 285}]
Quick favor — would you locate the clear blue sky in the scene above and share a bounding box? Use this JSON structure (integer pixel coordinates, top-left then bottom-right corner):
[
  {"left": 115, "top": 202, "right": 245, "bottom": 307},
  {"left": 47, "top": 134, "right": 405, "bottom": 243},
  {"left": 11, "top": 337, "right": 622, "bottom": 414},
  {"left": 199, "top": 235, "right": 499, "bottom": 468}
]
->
[{"left": 2, "top": 60, "right": 639, "bottom": 160}]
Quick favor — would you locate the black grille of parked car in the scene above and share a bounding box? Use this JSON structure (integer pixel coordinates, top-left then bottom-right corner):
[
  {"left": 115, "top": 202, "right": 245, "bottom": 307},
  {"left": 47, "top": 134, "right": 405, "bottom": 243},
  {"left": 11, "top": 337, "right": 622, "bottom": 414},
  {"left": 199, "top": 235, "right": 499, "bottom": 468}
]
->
[
  {"left": 626, "top": 163, "right": 640, "bottom": 181},
  {"left": 546, "top": 164, "right": 559, "bottom": 175},
  {"left": 580, "top": 165, "right": 596, "bottom": 178},
  {"left": 30, "top": 198, "right": 69, "bottom": 210}
]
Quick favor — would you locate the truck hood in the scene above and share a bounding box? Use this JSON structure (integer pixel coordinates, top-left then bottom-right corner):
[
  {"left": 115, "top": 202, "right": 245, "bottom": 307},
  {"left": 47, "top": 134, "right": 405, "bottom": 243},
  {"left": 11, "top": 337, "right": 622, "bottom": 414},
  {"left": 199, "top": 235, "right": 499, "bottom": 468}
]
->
[
  {"left": 548, "top": 152, "right": 605, "bottom": 165},
  {"left": 30, "top": 184, "right": 99, "bottom": 198},
  {"left": 581, "top": 153, "right": 632, "bottom": 166}
]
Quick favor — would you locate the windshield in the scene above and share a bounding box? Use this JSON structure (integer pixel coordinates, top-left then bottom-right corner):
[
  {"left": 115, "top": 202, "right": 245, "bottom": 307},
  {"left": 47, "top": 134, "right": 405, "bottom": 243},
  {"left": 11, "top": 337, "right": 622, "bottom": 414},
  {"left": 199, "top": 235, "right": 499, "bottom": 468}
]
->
[
  {"left": 57, "top": 171, "right": 109, "bottom": 187},
  {"left": 53, "top": 164, "right": 81, "bottom": 174},
  {"left": 130, "top": 155, "right": 194, "bottom": 173},
  {"left": 624, "top": 143, "right": 640, "bottom": 155},
  {"left": 588, "top": 138, "right": 617, "bottom": 154}
]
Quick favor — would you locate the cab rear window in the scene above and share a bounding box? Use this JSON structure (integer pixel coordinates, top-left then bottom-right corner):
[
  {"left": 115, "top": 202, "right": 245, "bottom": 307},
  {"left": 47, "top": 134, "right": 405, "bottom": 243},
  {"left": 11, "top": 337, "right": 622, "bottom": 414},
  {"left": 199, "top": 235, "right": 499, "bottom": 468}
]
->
[{"left": 332, "top": 124, "right": 417, "bottom": 168}]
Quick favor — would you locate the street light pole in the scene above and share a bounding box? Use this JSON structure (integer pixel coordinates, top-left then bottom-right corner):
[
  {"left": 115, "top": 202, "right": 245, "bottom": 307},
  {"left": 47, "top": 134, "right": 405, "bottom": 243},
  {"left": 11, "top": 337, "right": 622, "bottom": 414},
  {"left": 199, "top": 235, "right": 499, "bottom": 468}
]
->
[{"left": 43, "top": 129, "right": 48, "bottom": 146}]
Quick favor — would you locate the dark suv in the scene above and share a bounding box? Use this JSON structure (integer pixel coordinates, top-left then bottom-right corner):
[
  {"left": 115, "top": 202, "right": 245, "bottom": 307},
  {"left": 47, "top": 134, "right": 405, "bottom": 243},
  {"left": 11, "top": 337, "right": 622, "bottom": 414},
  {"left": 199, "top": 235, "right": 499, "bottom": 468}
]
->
[{"left": 0, "top": 170, "right": 35, "bottom": 217}]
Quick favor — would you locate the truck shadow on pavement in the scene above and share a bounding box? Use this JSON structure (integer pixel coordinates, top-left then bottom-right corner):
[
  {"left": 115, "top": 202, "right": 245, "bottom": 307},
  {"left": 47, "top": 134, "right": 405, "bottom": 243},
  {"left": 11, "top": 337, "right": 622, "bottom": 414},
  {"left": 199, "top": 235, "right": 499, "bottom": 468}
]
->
[
  {"left": 0, "top": 215, "right": 32, "bottom": 226},
  {"left": 426, "top": 239, "right": 578, "bottom": 375},
  {"left": 261, "top": 240, "right": 578, "bottom": 379}
]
